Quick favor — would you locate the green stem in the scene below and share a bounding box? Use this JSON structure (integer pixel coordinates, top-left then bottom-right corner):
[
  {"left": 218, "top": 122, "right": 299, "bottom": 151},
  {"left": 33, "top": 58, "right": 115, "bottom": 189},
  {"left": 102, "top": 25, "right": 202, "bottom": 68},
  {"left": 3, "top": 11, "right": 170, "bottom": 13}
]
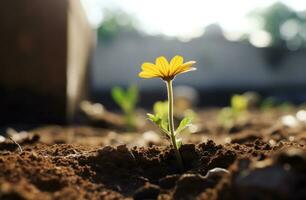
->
[
  {"left": 166, "top": 80, "right": 184, "bottom": 171},
  {"left": 125, "top": 111, "right": 135, "bottom": 131}
]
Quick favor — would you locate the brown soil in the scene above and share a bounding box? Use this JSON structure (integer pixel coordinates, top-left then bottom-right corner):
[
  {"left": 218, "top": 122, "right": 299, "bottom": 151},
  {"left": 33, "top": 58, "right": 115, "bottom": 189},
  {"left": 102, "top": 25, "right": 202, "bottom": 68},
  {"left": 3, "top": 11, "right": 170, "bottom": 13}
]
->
[{"left": 1, "top": 108, "right": 306, "bottom": 200}]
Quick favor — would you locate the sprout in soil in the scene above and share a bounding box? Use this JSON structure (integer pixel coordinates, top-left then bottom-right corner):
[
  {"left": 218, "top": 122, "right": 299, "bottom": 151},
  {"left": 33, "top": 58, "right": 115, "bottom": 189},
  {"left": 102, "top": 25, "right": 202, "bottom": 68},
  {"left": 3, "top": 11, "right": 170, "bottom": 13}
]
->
[
  {"left": 218, "top": 94, "right": 249, "bottom": 130},
  {"left": 261, "top": 97, "right": 294, "bottom": 112},
  {"left": 139, "top": 55, "right": 196, "bottom": 170},
  {"left": 111, "top": 85, "right": 139, "bottom": 131}
]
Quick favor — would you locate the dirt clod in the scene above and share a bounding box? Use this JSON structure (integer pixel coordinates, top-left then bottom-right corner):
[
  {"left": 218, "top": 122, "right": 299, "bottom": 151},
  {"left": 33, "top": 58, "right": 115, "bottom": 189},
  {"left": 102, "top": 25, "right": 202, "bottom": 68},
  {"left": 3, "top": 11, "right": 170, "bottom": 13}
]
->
[{"left": 133, "top": 183, "right": 160, "bottom": 200}]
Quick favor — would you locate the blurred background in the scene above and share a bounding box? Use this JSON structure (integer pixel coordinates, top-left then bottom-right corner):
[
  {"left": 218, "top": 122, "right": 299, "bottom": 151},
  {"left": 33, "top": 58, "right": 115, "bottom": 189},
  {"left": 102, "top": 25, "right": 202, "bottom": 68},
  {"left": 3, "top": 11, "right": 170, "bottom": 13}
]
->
[{"left": 1, "top": 0, "right": 306, "bottom": 127}]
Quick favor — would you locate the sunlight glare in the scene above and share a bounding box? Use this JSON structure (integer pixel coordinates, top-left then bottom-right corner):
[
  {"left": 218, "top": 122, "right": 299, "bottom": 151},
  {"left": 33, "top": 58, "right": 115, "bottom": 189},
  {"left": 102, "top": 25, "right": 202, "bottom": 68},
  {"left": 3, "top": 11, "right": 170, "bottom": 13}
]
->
[{"left": 81, "top": 0, "right": 306, "bottom": 40}]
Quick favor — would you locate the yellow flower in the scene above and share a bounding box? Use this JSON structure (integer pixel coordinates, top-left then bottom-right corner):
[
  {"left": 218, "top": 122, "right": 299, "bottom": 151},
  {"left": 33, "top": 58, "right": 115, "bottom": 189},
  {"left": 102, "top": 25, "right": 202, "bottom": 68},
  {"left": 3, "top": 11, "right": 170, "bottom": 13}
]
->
[{"left": 139, "top": 55, "right": 196, "bottom": 81}]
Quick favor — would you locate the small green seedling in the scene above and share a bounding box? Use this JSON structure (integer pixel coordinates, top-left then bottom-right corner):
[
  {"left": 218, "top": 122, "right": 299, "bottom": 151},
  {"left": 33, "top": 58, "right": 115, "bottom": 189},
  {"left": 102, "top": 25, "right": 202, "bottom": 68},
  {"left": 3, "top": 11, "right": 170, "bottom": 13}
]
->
[
  {"left": 111, "top": 85, "right": 138, "bottom": 131},
  {"left": 138, "top": 55, "right": 196, "bottom": 171},
  {"left": 261, "top": 97, "right": 294, "bottom": 112},
  {"left": 147, "top": 101, "right": 192, "bottom": 154},
  {"left": 147, "top": 101, "right": 169, "bottom": 135},
  {"left": 231, "top": 94, "right": 248, "bottom": 112},
  {"left": 147, "top": 101, "right": 193, "bottom": 149},
  {"left": 260, "top": 97, "right": 276, "bottom": 111},
  {"left": 218, "top": 94, "right": 249, "bottom": 129}
]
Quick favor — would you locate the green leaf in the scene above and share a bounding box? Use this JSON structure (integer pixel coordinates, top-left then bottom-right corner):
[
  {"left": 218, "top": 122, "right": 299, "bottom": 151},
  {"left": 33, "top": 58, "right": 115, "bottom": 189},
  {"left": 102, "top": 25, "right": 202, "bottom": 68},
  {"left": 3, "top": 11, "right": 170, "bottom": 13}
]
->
[
  {"left": 217, "top": 107, "right": 236, "bottom": 129},
  {"left": 260, "top": 97, "right": 276, "bottom": 110},
  {"left": 149, "top": 101, "right": 169, "bottom": 134},
  {"left": 147, "top": 113, "right": 170, "bottom": 136},
  {"left": 126, "top": 85, "right": 138, "bottom": 106},
  {"left": 161, "top": 120, "right": 169, "bottom": 133},
  {"left": 176, "top": 138, "right": 182, "bottom": 149},
  {"left": 231, "top": 94, "right": 248, "bottom": 112},
  {"left": 175, "top": 116, "right": 192, "bottom": 135},
  {"left": 111, "top": 85, "right": 139, "bottom": 130},
  {"left": 147, "top": 113, "right": 160, "bottom": 124},
  {"left": 111, "top": 85, "right": 139, "bottom": 114},
  {"left": 111, "top": 87, "right": 125, "bottom": 106},
  {"left": 153, "top": 101, "right": 168, "bottom": 121}
]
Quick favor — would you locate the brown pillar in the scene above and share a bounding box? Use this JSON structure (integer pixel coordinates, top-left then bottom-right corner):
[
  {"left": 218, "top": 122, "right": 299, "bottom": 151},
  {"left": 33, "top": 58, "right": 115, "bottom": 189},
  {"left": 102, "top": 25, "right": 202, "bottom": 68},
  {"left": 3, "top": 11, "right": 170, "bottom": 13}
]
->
[{"left": 0, "top": 0, "right": 94, "bottom": 125}]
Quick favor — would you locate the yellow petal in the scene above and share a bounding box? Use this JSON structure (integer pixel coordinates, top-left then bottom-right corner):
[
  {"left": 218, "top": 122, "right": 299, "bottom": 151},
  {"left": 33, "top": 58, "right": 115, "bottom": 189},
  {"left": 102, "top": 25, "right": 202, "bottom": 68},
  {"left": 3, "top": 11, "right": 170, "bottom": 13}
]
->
[
  {"left": 138, "top": 71, "right": 159, "bottom": 79},
  {"left": 141, "top": 62, "right": 162, "bottom": 76},
  {"left": 155, "top": 56, "right": 169, "bottom": 76},
  {"left": 170, "top": 55, "right": 183, "bottom": 68},
  {"left": 170, "top": 55, "right": 184, "bottom": 76},
  {"left": 173, "top": 61, "right": 196, "bottom": 75},
  {"left": 177, "top": 67, "right": 197, "bottom": 75},
  {"left": 180, "top": 61, "right": 196, "bottom": 68}
]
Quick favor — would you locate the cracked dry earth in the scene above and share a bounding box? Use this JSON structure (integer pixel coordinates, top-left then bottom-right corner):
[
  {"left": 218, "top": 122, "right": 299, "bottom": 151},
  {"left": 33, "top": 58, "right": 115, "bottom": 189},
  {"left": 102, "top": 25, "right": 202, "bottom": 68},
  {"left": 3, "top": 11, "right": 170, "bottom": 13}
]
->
[{"left": 1, "top": 138, "right": 306, "bottom": 200}]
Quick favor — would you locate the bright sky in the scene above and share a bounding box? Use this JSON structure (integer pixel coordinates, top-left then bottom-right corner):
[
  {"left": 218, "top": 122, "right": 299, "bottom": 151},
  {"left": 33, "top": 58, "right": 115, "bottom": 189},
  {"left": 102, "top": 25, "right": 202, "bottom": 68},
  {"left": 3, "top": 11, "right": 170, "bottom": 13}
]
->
[{"left": 81, "top": 0, "right": 306, "bottom": 40}]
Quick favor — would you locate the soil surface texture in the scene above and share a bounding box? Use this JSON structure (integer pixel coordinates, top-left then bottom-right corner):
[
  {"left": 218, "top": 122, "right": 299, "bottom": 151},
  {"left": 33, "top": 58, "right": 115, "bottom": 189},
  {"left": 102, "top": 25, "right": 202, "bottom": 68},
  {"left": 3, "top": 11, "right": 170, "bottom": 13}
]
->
[{"left": 1, "top": 108, "right": 306, "bottom": 199}]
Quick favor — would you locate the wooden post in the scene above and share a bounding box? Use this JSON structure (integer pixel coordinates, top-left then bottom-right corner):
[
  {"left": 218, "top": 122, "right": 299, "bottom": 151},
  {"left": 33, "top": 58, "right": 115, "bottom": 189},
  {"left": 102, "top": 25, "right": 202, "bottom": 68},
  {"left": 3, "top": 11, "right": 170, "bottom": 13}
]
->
[{"left": 0, "top": 0, "right": 94, "bottom": 125}]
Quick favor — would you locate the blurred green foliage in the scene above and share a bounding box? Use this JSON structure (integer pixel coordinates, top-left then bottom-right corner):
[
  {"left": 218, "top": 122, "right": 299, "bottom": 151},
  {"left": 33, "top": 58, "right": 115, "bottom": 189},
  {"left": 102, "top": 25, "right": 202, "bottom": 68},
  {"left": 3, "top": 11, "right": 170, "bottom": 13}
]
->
[
  {"left": 231, "top": 95, "right": 248, "bottom": 112},
  {"left": 97, "top": 10, "right": 136, "bottom": 41},
  {"left": 111, "top": 85, "right": 138, "bottom": 130},
  {"left": 153, "top": 101, "right": 168, "bottom": 121},
  {"left": 218, "top": 94, "right": 249, "bottom": 129},
  {"left": 260, "top": 97, "right": 294, "bottom": 112},
  {"left": 260, "top": 97, "right": 277, "bottom": 110},
  {"left": 248, "top": 2, "right": 306, "bottom": 49}
]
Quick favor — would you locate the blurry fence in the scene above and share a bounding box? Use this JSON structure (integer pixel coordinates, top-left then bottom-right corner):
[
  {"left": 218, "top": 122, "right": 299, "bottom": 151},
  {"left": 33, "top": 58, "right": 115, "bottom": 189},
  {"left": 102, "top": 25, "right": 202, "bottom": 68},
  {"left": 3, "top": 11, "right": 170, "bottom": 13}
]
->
[
  {"left": 93, "top": 28, "right": 306, "bottom": 90},
  {"left": 92, "top": 28, "right": 306, "bottom": 106}
]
